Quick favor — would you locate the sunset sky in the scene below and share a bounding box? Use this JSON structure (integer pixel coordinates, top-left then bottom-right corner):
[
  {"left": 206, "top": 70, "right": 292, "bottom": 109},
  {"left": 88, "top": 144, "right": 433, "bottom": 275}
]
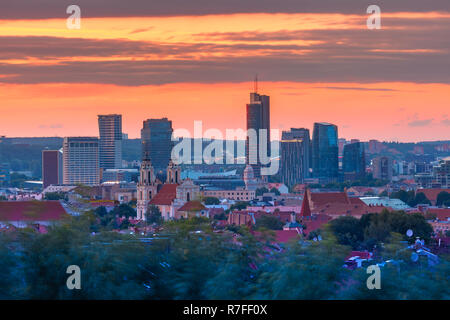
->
[{"left": 1, "top": 0, "right": 449, "bottom": 142}]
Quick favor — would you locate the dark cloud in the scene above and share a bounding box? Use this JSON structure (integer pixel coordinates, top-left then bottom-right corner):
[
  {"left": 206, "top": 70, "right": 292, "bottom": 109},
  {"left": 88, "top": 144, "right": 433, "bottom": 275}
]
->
[
  {"left": 313, "top": 86, "right": 398, "bottom": 92},
  {"left": 408, "top": 119, "right": 434, "bottom": 127},
  {"left": 0, "top": 13, "right": 449, "bottom": 85},
  {"left": 1, "top": 0, "right": 449, "bottom": 19}
]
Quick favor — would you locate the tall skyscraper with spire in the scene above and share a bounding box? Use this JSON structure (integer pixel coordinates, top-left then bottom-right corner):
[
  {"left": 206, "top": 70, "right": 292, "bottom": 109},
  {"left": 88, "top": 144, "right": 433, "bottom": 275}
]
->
[{"left": 246, "top": 76, "right": 270, "bottom": 179}]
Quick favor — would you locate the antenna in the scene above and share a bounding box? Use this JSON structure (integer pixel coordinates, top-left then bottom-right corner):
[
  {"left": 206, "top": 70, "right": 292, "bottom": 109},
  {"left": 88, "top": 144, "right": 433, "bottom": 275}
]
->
[{"left": 254, "top": 74, "right": 258, "bottom": 93}]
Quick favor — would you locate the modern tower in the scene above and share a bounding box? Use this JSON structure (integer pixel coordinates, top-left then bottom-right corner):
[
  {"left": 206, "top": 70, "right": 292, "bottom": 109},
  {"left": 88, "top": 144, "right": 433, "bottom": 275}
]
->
[
  {"left": 141, "top": 118, "right": 174, "bottom": 179},
  {"left": 42, "top": 149, "right": 63, "bottom": 188},
  {"left": 280, "top": 128, "right": 310, "bottom": 187},
  {"left": 282, "top": 128, "right": 311, "bottom": 179},
  {"left": 98, "top": 114, "right": 122, "bottom": 169},
  {"left": 246, "top": 77, "right": 270, "bottom": 179},
  {"left": 63, "top": 137, "right": 100, "bottom": 186},
  {"left": 312, "top": 122, "right": 339, "bottom": 181},
  {"left": 343, "top": 142, "right": 366, "bottom": 181}
]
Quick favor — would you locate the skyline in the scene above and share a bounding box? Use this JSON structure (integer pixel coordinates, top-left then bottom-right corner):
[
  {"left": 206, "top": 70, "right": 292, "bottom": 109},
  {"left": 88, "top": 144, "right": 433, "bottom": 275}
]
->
[{"left": 0, "top": 2, "right": 449, "bottom": 142}]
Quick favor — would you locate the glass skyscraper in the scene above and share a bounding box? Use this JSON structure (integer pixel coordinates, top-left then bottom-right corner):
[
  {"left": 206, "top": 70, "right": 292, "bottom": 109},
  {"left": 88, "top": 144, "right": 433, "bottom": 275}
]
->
[
  {"left": 246, "top": 92, "right": 270, "bottom": 179},
  {"left": 141, "top": 118, "right": 174, "bottom": 177},
  {"left": 343, "top": 142, "right": 366, "bottom": 181},
  {"left": 98, "top": 114, "right": 122, "bottom": 169},
  {"left": 312, "top": 122, "right": 339, "bottom": 181}
]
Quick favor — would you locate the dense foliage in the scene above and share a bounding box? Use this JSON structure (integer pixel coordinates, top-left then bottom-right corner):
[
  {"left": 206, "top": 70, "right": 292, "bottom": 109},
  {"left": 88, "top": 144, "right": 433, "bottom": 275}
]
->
[
  {"left": 330, "top": 209, "right": 433, "bottom": 250},
  {"left": 0, "top": 210, "right": 448, "bottom": 300}
]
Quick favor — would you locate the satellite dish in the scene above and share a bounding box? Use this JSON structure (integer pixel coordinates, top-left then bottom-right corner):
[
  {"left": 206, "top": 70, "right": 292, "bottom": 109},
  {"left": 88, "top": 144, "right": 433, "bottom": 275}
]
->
[
  {"left": 406, "top": 229, "right": 413, "bottom": 237},
  {"left": 411, "top": 252, "right": 419, "bottom": 262},
  {"left": 313, "top": 237, "right": 318, "bottom": 242}
]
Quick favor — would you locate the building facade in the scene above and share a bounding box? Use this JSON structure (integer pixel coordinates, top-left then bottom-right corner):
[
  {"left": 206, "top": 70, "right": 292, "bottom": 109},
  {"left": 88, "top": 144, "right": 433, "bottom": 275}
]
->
[
  {"left": 42, "top": 150, "right": 63, "bottom": 188},
  {"left": 98, "top": 114, "right": 122, "bottom": 170},
  {"left": 136, "top": 157, "right": 158, "bottom": 220},
  {"left": 312, "top": 122, "right": 339, "bottom": 181},
  {"left": 63, "top": 137, "right": 100, "bottom": 186},
  {"left": 141, "top": 118, "right": 174, "bottom": 179},
  {"left": 280, "top": 128, "right": 311, "bottom": 187},
  {"left": 246, "top": 90, "right": 270, "bottom": 179},
  {"left": 372, "top": 156, "right": 393, "bottom": 181},
  {"left": 343, "top": 142, "right": 366, "bottom": 181},
  {"left": 202, "top": 189, "right": 256, "bottom": 201}
]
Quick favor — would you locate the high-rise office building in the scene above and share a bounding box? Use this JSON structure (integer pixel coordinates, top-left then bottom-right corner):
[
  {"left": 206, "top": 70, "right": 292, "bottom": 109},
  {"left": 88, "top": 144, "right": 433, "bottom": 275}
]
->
[
  {"left": 246, "top": 83, "right": 270, "bottom": 179},
  {"left": 281, "top": 128, "right": 311, "bottom": 179},
  {"left": 312, "top": 122, "right": 339, "bottom": 181},
  {"left": 63, "top": 137, "right": 100, "bottom": 185},
  {"left": 372, "top": 156, "right": 393, "bottom": 181},
  {"left": 343, "top": 142, "right": 366, "bottom": 181},
  {"left": 42, "top": 150, "right": 63, "bottom": 188},
  {"left": 141, "top": 118, "right": 174, "bottom": 177},
  {"left": 98, "top": 114, "right": 122, "bottom": 169}
]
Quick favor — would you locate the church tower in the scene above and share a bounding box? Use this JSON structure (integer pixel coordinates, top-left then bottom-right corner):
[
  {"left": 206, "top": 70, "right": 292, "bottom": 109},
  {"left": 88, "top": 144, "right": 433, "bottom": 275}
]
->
[
  {"left": 166, "top": 160, "right": 181, "bottom": 184},
  {"left": 137, "top": 153, "right": 158, "bottom": 220}
]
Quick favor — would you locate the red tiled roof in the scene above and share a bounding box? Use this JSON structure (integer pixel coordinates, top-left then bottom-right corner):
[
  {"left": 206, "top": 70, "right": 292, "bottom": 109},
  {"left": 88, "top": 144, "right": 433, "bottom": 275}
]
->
[
  {"left": 310, "top": 192, "right": 350, "bottom": 207},
  {"left": 300, "top": 189, "right": 311, "bottom": 217},
  {"left": 417, "top": 189, "right": 450, "bottom": 202},
  {"left": 426, "top": 208, "right": 450, "bottom": 221},
  {"left": 0, "top": 201, "right": 68, "bottom": 221},
  {"left": 178, "top": 200, "right": 206, "bottom": 212},
  {"left": 349, "top": 197, "right": 366, "bottom": 205},
  {"left": 301, "top": 214, "right": 332, "bottom": 235},
  {"left": 149, "top": 184, "right": 178, "bottom": 205},
  {"left": 345, "top": 251, "right": 372, "bottom": 260},
  {"left": 208, "top": 207, "right": 225, "bottom": 217},
  {"left": 311, "top": 203, "right": 385, "bottom": 218},
  {"left": 275, "top": 229, "right": 301, "bottom": 243}
]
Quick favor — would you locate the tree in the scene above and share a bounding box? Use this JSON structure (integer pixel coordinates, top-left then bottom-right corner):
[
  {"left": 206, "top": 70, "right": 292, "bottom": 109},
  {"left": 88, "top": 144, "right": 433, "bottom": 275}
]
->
[
  {"left": 255, "top": 187, "right": 269, "bottom": 196},
  {"left": 44, "top": 192, "right": 66, "bottom": 201},
  {"left": 269, "top": 188, "right": 281, "bottom": 196},
  {"left": 436, "top": 191, "right": 450, "bottom": 207},
  {"left": 410, "top": 192, "right": 431, "bottom": 207},
  {"left": 146, "top": 205, "right": 162, "bottom": 224},
  {"left": 329, "top": 216, "right": 363, "bottom": 249},
  {"left": 113, "top": 203, "right": 136, "bottom": 218},
  {"left": 229, "top": 201, "right": 250, "bottom": 211},
  {"left": 255, "top": 215, "right": 284, "bottom": 230},
  {"left": 379, "top": 190, "right": 388, "bottom": 197},
  {"left": 203, "top": 197, "right": 220, "bottom": 205}
]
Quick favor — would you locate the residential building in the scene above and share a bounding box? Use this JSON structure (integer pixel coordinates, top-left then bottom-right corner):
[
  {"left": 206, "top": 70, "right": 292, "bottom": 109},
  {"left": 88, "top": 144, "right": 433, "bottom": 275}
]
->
[
  {"left": 202, "top": 188, "right": 256, "bottom": 201},
  {"left": 63, "top": 137, "right": 100, "bottom": 186},
  {"left": 0, "top": 163, "right": 11, "bottom": 186},
  {"left": 372, "top": 156, "right": 393, "bottom": 181}
]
